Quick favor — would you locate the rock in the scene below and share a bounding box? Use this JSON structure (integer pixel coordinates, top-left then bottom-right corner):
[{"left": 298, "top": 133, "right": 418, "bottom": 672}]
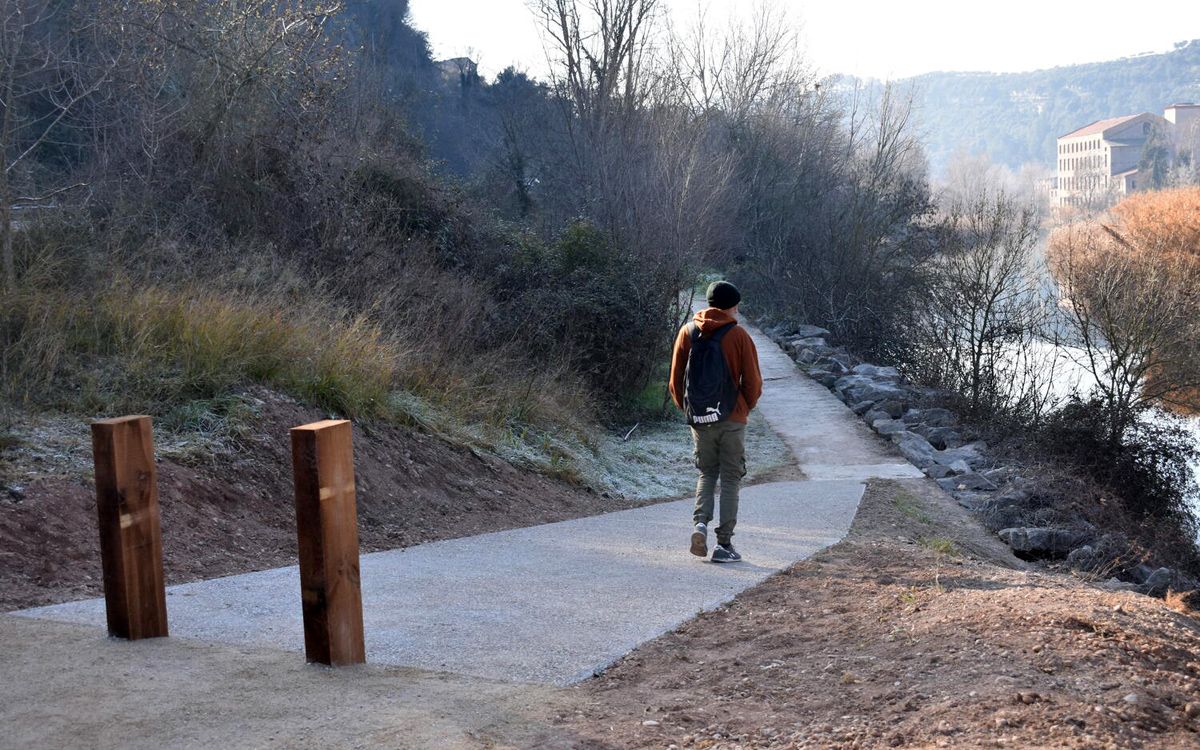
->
[
  {"left": 864, "top": 408, "right": 891, "bottom": 426},
  {"left": 1184, "top": 702, "right": 1200, "bottom": 719},
  {"left": 792, "top": 336, "right": 827, "bottom": 348},
  {"left": 793, "top": 324, "right": 831, "bottom": 339},
  {"left": 794, "top": 348, "right": 821, "bottom": 365},
  {"left": 642, "top": 720, "right": 661, "bottom": 727},
  {"left": 807, "top": 369, "right": 840, "bottom": 388},
  {"left": 851, "top": 400, "right": 875, "bottom": 416},
  {"left": 891, "top": 431, "right": 936, "bottom": 469},
  {"left": 983, "top": 467, "right": 1013, "bottom": 483},
  {"left": 835, "top": 375, "right": 909, "bottom": 406},
  {"left": 1140, "top": 567, "right": 1178, "bottom": 597},
  {"left": 813, "top": 357, "right": 849, "bottom": 375},
  {"left": 903, "top": 407, "right": 956, "bottom": 428},
  {"left": 937, "top": 472, "right": 997, "bottom": 492},
  {"left": 1099, "top": 577, "right": 1140, "bottom": 593},
  {"left": 914, "top": 425, "right": 963, "bottom": 450},
  {"left": 998, "top": 527, "right": 1093, "bottom": 560},
  {"left": 1127, "top": 563, "right": 1156, "bottom": 585},
  {"left": 876, "top": 399, "right": 907, "bottom": 419},
  {"left": 851, "top": 363, "right": 901, "bottom": 379},
  {"left": 932, "top": 442, "right": 989, "bottom": 470},
  {"left": 925, "top": 463, "right": 956, "bottom": 479},
  {"left": 947, "top": 459, "right": 972, "bottom": 475},
  {"left": 1066, "top": 545, "right": 1096, "bottom": 569},
  {"left": 874, "top": 419, "right": 907, "bottom": 436}
]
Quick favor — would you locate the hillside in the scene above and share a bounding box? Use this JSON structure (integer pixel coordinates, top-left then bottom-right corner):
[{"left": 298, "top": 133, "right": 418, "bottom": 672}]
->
[{"left": 880, "top": 39, "right": 1200, "bottom": 175}]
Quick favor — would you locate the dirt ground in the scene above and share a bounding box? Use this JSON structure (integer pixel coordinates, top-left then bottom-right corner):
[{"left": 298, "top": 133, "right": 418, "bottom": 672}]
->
[
  {"left": 7, "top": 391, "right": 1200, "bottom": 748},
  {"left": 554, "top": 479, "right": 1200, "bottom": 749},
  {"left": 0, "top": 390, "right": 652, "bottom": 611}
]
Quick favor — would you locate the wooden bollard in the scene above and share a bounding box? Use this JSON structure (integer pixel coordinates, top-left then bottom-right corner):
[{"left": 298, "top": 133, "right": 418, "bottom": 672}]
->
[
  {"left": 91, "top": 415, "right": 168, "bottom": 640},
  {"left": 290, "top": 419, "right": 365, "bottom": 666}
]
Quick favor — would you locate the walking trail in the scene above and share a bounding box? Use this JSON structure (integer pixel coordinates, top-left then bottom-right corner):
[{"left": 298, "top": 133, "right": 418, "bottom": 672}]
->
[
  {"left": 15, "top": 320, "right": 919, "bottom": 685},
  {"left": 4, "top": 319, "right": 926, "bottom": 748}
]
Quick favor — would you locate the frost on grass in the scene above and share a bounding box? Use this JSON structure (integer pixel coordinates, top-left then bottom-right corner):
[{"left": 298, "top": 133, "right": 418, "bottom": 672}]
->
[{"left": 492, "top": 410, "right": 792, "bottom": 501}]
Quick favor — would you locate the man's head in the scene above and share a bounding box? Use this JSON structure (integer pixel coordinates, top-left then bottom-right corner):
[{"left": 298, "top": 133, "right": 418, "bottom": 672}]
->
[{"left": 706, "top": 280, "right": 741, "bottom": 313}]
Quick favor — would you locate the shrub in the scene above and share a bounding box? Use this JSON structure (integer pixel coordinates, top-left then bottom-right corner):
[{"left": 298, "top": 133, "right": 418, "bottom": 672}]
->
[{"left": 1037, "top": 398, "right": 1199, "bottom": 533}]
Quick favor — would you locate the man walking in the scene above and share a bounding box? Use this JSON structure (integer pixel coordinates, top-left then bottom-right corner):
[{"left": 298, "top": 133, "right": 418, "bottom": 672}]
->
[{"left": 669, "top": 280, "right": 763, "bottom": 563}]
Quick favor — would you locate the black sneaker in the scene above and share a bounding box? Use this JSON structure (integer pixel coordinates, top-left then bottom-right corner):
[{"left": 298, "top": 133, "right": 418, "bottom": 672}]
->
[
  {"left": 711, "top": 544, "right": 742, "bottom": 563},
  {"left": 690, "top": 522, "right": 708, "bottom": 557}
]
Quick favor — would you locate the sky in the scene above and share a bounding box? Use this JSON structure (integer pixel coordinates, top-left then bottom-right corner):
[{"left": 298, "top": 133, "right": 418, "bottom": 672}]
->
[{"left": 408, "top": 0, "right": 1200, "bottom": 81}]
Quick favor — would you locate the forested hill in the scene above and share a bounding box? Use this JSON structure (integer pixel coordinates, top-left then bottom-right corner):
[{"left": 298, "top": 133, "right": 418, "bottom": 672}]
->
[{"left": 880, "top": 39, "right": 1200, "bottom": 175}]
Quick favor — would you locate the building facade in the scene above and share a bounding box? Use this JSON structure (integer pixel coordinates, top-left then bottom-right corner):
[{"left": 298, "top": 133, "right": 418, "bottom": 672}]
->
[{"left": 1054, "top": 103, "right": 1200, "bottom": 207}]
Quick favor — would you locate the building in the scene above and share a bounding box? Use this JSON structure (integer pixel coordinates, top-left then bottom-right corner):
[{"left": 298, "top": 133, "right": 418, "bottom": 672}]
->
[{"left": 1053, "top": 103, "right": 1200, "bottom": 207}]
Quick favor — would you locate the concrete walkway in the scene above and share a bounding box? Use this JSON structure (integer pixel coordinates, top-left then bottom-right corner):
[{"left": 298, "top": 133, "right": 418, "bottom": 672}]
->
[{"left": 17, "top": 318, "right": 919, "bottom": 686}]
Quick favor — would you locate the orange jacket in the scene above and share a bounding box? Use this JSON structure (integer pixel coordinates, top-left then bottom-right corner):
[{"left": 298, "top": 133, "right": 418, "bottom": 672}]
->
[{"left": 669, "top": 308, "right": 763, "bottom": 424}]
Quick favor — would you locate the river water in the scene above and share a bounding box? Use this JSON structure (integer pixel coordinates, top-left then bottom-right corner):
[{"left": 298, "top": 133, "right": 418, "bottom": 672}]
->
[{"left": 1010, "top": 340, "right": 1200, "bottom": 536}]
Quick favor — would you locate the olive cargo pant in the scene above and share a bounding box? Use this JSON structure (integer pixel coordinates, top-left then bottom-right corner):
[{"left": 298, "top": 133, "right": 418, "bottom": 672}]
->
[{"left": 691, "top": 421, "right": 747, "bottom": 546}]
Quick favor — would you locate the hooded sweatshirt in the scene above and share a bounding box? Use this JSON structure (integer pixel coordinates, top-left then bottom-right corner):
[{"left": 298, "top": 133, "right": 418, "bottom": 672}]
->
[{"left": 669, "top": 307, "right": 763, "bottom": 425}]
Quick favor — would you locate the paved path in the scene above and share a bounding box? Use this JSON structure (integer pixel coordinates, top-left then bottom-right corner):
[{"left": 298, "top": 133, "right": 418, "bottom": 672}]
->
[{"left": 18, "top": 318, "right": 919, "bottom": 685}]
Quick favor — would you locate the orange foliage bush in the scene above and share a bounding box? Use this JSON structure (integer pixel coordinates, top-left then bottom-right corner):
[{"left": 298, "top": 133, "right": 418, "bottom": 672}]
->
[{"left": 1047, "top": 187, "right": 1200, "bottom": 417}]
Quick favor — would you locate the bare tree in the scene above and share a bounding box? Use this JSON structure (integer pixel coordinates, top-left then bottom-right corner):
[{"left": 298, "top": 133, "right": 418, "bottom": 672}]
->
[
  {"left": 0, "top": 0, "right": 118, "bottom": 291},
  {"left": 915, "top": 188, "right": 1051, "bottom": 416}
]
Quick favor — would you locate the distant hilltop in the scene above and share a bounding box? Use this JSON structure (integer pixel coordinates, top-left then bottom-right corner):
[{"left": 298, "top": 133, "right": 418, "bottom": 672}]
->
[{"left": 856, "top": 39, "right": 1200, "bottom": 176}]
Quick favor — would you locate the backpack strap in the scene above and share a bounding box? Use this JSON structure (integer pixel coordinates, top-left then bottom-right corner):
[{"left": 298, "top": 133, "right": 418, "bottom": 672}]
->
[
  {"left": 708, "top": 321, "right": 737, "bottom": 342},
  {"left": 690, "top": 320, "right": 737, "bottom": 343}
]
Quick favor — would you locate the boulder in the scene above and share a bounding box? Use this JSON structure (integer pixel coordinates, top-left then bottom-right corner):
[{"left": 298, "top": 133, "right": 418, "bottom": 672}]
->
[
  {"left": 997, "top": 527, "right": 1093, "bottom": 560},
  {"left": 873, "top": 419, "right": 907, "bottom": 436},
  {"left": 864, "top": 408, "right": 891, "bottom": 426},
  {"left": 932, "top": 442, "right": 989, "bottom": 470},
  {"left": 1140, "top": 567, "right": 1179, "bottom": 596},
  {"left": 851, "top": 363, "right": 901, "bottom": 380},
  {"left": 924, "top": 463, "right": 956, "bottom": 479},
  {"left": 891, "top": 431, "right": 936, "bottom": 469},
  {"left": 813, "top": 357, "right": 849, "bottom": 375},
  {"left": 794, "top": 348, "right": 821, "bottom": 365},
  {"left": 807, "top": 369, "right": 840, "bottom": 388},
  {"left": 876, "top": 399, "right": 907, "bottom": 419},
  {"left": 903, "top": 407, "right": 956, "bottom": 428},
  {"left": 1066, "top": 545, "right": 1097, "bottom": 569},
  {"left": 834, "top": 375, "right": 909, "bottom": 406},
  {"left": 947, "top": 459, "right": 972, "bottom": 475},
  {"left": 850, "top": 400, "right": 876, "bottom": 416},
  {"left": 792, "top": 336, "right": 827, "bottom": 348},
  {"left": 937, "top": 472, "right": 997, "bottom": 492},
  {"left": 913, "top": 425, "right": 963, "bottom": 450},
  {"left": 793, "top": 324, "right": 831, "bottom": 339}
]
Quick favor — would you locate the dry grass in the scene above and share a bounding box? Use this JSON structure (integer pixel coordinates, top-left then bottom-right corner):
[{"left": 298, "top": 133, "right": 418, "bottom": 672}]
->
[{"left": 0, "top": 277, "right": 589, "bottom": 437}]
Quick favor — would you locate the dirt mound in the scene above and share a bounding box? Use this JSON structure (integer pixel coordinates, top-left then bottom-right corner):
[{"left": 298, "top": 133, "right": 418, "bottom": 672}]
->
[
  {"left": 560, "top": 479, "right": 1200, "bottom": 749},
  {"left": 0, "top": 390, "right": 643, "bottom": 611}
]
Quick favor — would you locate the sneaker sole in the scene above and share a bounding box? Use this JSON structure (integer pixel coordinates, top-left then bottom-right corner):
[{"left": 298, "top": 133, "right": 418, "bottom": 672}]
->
[
  {"left": 711, "top": 556, "right": 741, "bottom": 564},
  {"left": 690, "top": 531, "right": 707, "bottom": 557}
]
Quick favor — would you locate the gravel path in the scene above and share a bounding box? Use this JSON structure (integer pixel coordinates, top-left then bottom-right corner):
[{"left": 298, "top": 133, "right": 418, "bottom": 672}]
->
[{"left": 15, "top": 318, "right": 921, "bottom": 686}]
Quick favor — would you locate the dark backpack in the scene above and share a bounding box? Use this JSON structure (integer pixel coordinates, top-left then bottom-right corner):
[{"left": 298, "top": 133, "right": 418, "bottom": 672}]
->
[{"left": 683, "top": 321, "right": 738, "bottom": 425}]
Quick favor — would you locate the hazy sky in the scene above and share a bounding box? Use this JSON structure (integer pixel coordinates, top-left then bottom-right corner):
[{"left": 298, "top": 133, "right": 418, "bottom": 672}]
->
[{"left": 408, "top": 0, "right": 1200, "bottom": 81}]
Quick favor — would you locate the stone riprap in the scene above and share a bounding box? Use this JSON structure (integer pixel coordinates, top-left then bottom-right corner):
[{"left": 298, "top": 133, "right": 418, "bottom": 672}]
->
[{"left": 764, "top": 319, "right": 1200, "bottom": 598}]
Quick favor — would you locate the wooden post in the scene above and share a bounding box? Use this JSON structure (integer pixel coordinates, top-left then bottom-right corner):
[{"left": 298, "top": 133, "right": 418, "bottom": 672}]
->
[
  {"left": 290, "top": 419, "right": 365, "bottom": 666},
  {"left": 91, "top": 415, "right": 168, "bottom": 640}
]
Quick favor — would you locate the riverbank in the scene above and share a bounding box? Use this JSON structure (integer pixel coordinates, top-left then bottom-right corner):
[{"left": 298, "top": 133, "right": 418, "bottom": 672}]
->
[{"left": 763, "top": 321, "right": 1200, "bottom": 606}]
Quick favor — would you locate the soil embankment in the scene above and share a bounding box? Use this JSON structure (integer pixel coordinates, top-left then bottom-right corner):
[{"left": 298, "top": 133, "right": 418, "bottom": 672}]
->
[
  {"left": 561, "top": 479, "right": 1200, "bottom": 749},
  {"left": 0, "top": 389, "right": 647, "bottom": 611}
]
